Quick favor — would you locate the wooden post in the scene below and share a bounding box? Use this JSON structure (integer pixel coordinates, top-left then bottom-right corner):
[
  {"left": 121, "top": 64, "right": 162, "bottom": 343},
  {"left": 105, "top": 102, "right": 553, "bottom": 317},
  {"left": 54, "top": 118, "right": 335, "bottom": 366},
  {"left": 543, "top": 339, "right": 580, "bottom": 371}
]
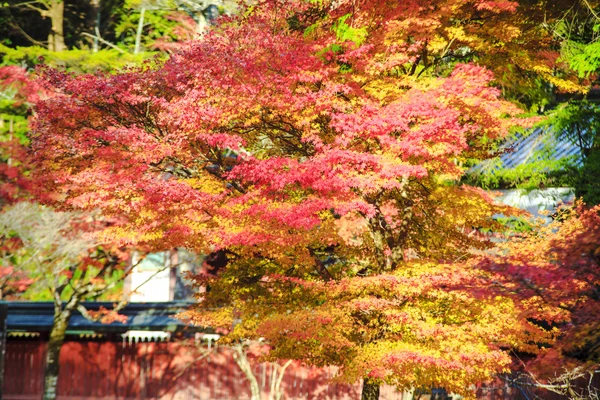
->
[
  {"left": 169, "top": 249, "right": 178, "bottom": 301},
  {"left": 0, "top": 303, "right": 8, "bottom": 400}
]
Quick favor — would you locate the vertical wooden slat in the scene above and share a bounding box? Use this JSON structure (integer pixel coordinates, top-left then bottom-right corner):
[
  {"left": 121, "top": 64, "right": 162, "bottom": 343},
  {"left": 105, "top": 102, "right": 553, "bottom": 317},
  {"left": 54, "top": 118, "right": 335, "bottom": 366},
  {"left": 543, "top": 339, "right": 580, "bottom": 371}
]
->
[
  {"left": 2, "top": 343, "right": 9, "bottom": 396},
  {"left": 157, "top": 343, "right": 165, "bottom": 399},
  {"left": 124, "top": 340, "right": 130, "bottom": 399},
  {"left": 195, "top": 348, "right": 202, "bottom": 400},
  {"left": 61, "top": 344, "right": 69, "bottom": 397},
  {"left": 145, "top": 342, "right": 151, "bottom": 398},
  {"left": 0, "top": 303, "right": 7, "bottom": 400},
  {"left": 116, "top": 340, "right": 123, "bottom": 399},
  {"left": 118, "top": 340, "right": 125, "bottom": 399},
  {"left": 105, "top": 341, "right": 112, "bottom": 398}
]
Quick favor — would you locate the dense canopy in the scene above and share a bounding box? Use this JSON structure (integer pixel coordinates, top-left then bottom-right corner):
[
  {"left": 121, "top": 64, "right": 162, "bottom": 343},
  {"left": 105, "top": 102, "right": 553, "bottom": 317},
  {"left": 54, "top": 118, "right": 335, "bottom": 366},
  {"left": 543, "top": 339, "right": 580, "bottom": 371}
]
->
[{"left": 1, "top": 1, "right": 599, "bottom": 399}]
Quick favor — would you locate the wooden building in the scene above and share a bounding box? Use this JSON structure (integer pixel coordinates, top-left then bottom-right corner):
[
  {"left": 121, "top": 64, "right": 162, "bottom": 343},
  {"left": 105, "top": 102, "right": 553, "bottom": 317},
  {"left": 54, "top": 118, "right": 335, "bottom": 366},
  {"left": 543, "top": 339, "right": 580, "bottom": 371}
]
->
[
  {"left": 0, "top": 302, "right": 585, "bottom": 399},
  {"left": 0, "top": 301, "right": 366, "bottom": 400}
]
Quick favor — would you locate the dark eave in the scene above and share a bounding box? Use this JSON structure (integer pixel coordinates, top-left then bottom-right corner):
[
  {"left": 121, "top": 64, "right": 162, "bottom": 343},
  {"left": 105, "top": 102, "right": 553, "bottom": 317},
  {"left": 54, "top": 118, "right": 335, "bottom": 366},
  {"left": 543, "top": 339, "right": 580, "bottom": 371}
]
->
[{"left": 2, "top": 301, "right": 201, "bottom": 334}]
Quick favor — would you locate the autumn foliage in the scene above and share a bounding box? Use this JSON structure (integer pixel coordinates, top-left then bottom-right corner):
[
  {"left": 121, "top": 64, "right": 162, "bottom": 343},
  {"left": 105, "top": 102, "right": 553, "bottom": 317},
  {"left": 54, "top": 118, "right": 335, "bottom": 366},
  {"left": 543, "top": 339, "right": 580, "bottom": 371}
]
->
[
  {"left": 0, "top": 66, "right": 42, "bottom": 205},
  {"left": 26, "top": 0, "right": 587, "bottom": 398},
  {"left": 479, "top": 203, "right": 600, "bottom": 376}
]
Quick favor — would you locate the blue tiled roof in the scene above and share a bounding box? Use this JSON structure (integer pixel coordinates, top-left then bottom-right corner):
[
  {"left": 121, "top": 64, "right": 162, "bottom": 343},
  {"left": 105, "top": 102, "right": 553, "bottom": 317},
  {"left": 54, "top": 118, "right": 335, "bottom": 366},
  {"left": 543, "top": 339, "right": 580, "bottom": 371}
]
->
[{"left": 470, "top": 128, "right": 582, "bottom": 174}]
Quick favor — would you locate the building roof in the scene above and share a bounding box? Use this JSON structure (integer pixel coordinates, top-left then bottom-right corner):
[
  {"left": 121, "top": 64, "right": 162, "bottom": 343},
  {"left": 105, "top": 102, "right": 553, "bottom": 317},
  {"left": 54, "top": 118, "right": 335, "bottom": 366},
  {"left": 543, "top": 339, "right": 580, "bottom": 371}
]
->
[
  {"left": 469, "top": 128, "right": 582, "bottom": 174},
  {"left": 2, "top": 301, "right": 201, "bottom": 334}
]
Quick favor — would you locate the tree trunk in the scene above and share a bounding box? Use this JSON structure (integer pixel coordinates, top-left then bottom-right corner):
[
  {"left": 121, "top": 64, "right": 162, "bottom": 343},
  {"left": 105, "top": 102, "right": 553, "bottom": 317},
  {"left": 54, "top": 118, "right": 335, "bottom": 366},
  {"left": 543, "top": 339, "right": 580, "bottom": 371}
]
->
[
  {"left": 47, "top": 0, "right": 66, "bottom": 51},
  {"left": 195, "top": 12, "right": 208, "bottom": 35},
  {"left": 42, "top": 302, "right": 75, "bottom": 400},
  {"left": 134, "top": 7, "right": 146, "bottom": 55},
  {"left": 232, "top": 344, "right": 261, "bottom": 400},
  {"left": 90, "top": 0, "right": 101, "bottom": 52},
  {"left": 269, "top": 360, "right": 293, "bottom": 400},
  {"left": 361, "top": 378, "right": 380, "bottom": 400}
]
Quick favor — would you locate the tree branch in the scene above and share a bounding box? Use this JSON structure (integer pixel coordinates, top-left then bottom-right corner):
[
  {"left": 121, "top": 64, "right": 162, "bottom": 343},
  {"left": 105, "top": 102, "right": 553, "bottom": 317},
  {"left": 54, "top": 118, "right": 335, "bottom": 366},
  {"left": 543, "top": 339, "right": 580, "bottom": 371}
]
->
[
  {"left": 8, "top": 21, "right": 47, "bottom": 46},
  {"left": 308, "top": 248, "right": 333, "bottom": 281},
  {"left": 81, "top": 32, "right": 126, "bottom": 54}
]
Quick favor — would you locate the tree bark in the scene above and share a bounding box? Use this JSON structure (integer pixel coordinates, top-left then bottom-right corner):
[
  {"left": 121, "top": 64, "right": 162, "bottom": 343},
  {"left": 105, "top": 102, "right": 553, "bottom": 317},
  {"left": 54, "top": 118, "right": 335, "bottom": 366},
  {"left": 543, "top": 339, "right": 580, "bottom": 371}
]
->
[
  {"left": 361, "top": 378, "right": 380, "bottom": 400},
  {"left": 42, "top": 300, "right": 75, "bottom": 400},
  {"left": 232, "top": 344, "right": 261, "bottom": 400},
  {"left": 195, "top": 12, "right": 208, "bottom": 35},
  {"left": 269, "top": 360, "right": 293, "bottom": 400},
  {"left": 90, "top": 0, "right": 101, "bottom": 52},
  {"left": 134, "top": 7, "right": 146, "bottom": 55},
  {"left": 47, "top": 0, "right": 66, "bottom": 51}
]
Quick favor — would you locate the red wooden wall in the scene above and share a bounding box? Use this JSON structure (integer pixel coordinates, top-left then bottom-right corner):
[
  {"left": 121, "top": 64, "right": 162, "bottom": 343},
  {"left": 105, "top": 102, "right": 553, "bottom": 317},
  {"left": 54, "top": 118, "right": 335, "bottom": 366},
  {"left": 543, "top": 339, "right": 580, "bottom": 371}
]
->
[
  {"left": 2, "top": 339, "right": 586, "bottom": 399},
  {"left": 4, "top": 340, "right": 369, "bottom": 400}
]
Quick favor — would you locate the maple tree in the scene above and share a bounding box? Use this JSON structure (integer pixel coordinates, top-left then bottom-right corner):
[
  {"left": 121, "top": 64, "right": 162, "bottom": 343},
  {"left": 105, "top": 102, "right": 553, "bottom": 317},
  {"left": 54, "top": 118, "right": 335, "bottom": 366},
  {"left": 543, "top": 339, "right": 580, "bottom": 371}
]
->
[{"left": 29, "top": 1, "right": 577, "bottom": 398}]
